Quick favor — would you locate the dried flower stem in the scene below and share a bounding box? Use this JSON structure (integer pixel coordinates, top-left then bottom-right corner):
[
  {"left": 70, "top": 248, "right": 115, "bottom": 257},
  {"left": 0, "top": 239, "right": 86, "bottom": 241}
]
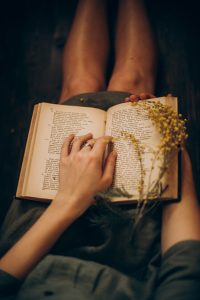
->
[{"left": 97, "top": 99, "right": 188, "bottom": 221}]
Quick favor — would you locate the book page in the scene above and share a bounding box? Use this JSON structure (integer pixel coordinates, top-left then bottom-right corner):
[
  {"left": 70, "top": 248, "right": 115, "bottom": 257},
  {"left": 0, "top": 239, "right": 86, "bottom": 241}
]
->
[
  {"left": 24, "top": 103, "right": 106, "bottom": 200},
  {"left": 105, "top": 96, "right": 178, "bottom": 201}
]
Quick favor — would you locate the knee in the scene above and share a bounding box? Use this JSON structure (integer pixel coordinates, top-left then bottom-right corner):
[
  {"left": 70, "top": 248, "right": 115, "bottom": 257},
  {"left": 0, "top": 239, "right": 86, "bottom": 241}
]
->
[
  {"left": 107, "top": 70, "right": 155, "bottom": 94},
  {"left": 59, "top": 74, "right": 105, "bottom": 102}
]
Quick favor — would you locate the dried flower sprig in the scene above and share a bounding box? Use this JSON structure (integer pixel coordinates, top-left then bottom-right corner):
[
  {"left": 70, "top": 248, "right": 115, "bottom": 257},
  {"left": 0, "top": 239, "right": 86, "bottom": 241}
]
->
[
  {"left": 130, "top": 99, "right": 188, "bottom": 219},
  {"left": 120, "top": 131, "right": 146, "bottom": 200},
  {"left": 138, "top": 100, "right": 187, "bottom": 187},
  {"left": 97, "top": 99, "right": 188, "bottom": 217},
  {"left": 134, "top": 100, "right": 188, "bottom": 154}
]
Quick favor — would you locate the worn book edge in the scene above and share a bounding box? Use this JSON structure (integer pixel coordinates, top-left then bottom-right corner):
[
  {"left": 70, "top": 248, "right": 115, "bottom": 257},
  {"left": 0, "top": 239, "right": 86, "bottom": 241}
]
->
[{"left": 16, "top": 104, "right": 41, "bottom": 197}]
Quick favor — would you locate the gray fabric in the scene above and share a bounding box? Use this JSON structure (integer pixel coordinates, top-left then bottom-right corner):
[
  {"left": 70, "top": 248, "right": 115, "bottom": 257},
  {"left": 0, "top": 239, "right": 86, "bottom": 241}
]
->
[
  {"left": 0, "top": 199, "right": 47, "bottom": 257},
  {"left": 16, "top": 255, "right": 145, "bottom": 300},
  {"left": 62, "top": 91, "right": 131, "bottom": 110},
  {"left": 0, "top": 199, "right": 162, "bottom": 300},
  {"left": 0, "top": 269, "right": 21, "bottom": 300},
  {"left": 0, "top": 199, "right": 161, "bottom": 277},
  {"left": 1, "top": 241, "right": 200, "bottom": 300},
  {"left": 153, "top": 240, "right": 200, "bottom": 300},
  {"left": 1, "top": 92, "right": 200, "bottom": 299}
]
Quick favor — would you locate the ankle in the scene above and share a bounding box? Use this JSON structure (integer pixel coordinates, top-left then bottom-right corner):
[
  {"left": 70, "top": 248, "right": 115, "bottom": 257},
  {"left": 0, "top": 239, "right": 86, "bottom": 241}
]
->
[{"left": 107, "top": 69, "right": 155, "bottom": 94}]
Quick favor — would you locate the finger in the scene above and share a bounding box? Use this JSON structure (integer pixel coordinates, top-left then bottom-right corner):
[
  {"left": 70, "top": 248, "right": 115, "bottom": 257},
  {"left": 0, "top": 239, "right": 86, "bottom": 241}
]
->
[
  {"left": 124, "top": 94, "right": 140, "bottom": 103},
  {"left": 81, "top": 138, "right": 96, "bottom": 152},
  {"left": 149, "top": 93, "right": 156, "bottom": 98},
  {"left": 71, "top": 133, "right": 93, "bottom": 153},
  {"left": 139, "top": 93, "right": 155, "bottom": 100},
  {"left": 60, "top": 134, "right": 75, "bottom": 159},
  {"left": 92, "top": 136, "right": 112, "bottom": 161},
  {"left": 124, "top": 93, "right": 155, "bottom": 102},
  {"left": 101, "top": 150, "right": 117, "bottom": 188},
  {"left": 129, "top": 94, "right": 140, "bottom": 102}
]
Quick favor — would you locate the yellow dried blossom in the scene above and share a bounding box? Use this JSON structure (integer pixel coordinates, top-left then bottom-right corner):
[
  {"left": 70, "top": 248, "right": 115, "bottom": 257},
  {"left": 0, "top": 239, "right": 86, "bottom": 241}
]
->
[
  {"left": 132, "top": 100, "right": 188, "bottom": 156},
  {"left": 120, "top": 130, "right": 146, "bottom": 200},
  {"left": 97, "top": 99, "right": 188, "bottom": 218},
  {"left": 129, "top": 100, "right": 188, "bottom": 203}
]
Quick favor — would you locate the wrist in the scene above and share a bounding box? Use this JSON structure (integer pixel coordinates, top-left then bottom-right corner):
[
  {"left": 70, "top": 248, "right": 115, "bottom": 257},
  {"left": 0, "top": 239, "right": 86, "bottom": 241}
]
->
[
  {"left": 51, "top": 192, "right": 83, "bottom": 221},
  {"left": 48, "top": 196, "right": 78, "bottom": 227},
  {"left": 53, "top": 191, "right": 94, "bottom": 220}
]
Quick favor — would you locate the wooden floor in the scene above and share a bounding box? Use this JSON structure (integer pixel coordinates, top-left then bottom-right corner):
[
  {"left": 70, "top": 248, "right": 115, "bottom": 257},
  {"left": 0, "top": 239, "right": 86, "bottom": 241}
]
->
[{"left": 0, "top": 0, "right": 200, "bottom": 226}]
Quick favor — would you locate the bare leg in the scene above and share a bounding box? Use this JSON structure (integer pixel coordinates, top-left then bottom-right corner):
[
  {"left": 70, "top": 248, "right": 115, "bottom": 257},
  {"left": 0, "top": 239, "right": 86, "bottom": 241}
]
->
[
  {"left": 59, "top": 0, "right": 109, "bottom": 103},
  {"left": 162, "top": 150, "right": 200, "bottom": 254},
  {"left": 107, "top": 0, "right": 156, "bottom": 94}
]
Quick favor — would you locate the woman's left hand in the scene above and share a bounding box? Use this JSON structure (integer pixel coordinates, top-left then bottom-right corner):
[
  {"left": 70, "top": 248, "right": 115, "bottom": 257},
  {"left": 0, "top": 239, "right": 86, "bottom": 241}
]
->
[{"left": 124, "top": 92, "right": 155, "bottom": 102}]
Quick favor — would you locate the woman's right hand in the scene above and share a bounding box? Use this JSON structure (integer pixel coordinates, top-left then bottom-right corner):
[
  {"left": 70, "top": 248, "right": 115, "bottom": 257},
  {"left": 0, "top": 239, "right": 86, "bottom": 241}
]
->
[{"left": 53, "top": 133, "right": 117, "bottom": 219}]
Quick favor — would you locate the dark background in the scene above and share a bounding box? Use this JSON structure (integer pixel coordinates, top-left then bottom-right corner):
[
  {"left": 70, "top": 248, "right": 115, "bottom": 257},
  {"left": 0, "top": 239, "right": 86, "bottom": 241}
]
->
[{"left": 0, "top": 0, "right": 200, "bottom": 227}]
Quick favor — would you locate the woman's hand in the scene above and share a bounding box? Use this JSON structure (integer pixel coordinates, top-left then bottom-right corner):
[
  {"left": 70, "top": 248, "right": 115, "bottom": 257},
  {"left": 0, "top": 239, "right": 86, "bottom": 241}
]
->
[
  {"left": 54, "top": 133, "right": 117, "bottom": 218},
  {"left": 124, "top": 92, "right": 155, "bottom": 103}
]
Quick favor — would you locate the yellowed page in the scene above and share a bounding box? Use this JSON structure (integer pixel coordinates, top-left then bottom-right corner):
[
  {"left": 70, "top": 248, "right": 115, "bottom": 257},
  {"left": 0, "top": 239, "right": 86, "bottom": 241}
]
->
[
  {"left": 105, "top": 96, "right": 178, "bottom": 202},
  {"left": 24, "top": 103, "right": 106, "bottom": 200}
]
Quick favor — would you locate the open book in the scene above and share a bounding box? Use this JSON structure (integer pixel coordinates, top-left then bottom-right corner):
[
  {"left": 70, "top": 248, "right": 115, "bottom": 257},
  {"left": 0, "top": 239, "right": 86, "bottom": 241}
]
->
[{"left": 16, "top": 96, "right": 179, "bottom": 203}]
